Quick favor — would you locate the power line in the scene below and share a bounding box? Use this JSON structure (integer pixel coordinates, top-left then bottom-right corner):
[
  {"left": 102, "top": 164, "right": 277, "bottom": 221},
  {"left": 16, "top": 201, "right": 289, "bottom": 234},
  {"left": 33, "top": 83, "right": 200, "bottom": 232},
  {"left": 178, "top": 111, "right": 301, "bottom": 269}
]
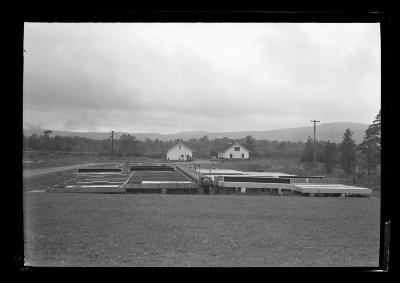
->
[
  {"left": 310, "top": 119, "right": 320, "bottom": 165},
  {"left": 110, "top": 131, "right": 116, "bottom": 156}
]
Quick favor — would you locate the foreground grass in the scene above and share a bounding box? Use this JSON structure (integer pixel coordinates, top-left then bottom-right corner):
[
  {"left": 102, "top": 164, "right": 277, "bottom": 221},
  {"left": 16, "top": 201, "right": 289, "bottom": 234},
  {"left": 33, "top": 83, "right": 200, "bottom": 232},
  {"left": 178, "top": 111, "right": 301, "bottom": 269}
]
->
[{"left": 24, "top": 193, "right": 380, "bottom": 267}]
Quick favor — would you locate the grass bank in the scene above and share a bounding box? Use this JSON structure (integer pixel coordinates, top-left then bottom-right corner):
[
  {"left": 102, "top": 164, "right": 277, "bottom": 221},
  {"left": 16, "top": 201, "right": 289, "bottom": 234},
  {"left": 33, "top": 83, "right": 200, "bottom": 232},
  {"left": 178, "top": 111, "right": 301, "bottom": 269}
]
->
[{"left": 24, "top": 193, "right": 380, "bottom": 267}]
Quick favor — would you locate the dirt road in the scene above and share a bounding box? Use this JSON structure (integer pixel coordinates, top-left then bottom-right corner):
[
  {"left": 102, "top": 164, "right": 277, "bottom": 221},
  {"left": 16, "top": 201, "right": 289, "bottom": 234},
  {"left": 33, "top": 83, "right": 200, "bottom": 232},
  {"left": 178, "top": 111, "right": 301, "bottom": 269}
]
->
[{"left": 23, "top": 163, "right": 114, "bottom": 178}]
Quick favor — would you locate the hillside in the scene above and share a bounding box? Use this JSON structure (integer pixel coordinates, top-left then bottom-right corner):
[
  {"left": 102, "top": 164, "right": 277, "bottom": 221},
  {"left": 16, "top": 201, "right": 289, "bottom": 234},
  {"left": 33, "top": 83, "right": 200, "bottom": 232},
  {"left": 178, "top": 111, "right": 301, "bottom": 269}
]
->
[{"left": 23, "top": 122, "right": 368, "bottom": 144}]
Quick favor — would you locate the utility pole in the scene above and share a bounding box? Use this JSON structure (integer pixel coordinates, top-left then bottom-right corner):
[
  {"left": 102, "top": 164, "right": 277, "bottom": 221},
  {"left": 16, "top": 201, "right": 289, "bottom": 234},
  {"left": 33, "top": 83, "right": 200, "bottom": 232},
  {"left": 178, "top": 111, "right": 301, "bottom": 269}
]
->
[
  {"left": 310, "top": 120, "right": 320, "bottom": 165},
  {"left": 110, "top": 131, "right": 116, "bottom": 156}
]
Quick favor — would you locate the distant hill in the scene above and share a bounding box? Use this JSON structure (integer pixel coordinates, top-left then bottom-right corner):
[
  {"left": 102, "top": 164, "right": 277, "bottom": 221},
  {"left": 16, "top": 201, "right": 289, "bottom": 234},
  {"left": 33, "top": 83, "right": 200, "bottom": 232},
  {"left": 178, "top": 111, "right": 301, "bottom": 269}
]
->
[{"left": 23, "top": 122, "right": 368, "bottom": 144}]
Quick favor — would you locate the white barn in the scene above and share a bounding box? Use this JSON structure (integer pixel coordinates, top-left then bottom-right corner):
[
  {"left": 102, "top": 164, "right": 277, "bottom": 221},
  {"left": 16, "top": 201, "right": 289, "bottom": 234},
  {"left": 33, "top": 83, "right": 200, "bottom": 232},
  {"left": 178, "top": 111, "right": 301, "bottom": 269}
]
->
[
  {"left": 218, "top": 143, "right": 250, "bottom": 159},
  {"left": 167, "top": 140, "right": 193, "bottom": 161}
]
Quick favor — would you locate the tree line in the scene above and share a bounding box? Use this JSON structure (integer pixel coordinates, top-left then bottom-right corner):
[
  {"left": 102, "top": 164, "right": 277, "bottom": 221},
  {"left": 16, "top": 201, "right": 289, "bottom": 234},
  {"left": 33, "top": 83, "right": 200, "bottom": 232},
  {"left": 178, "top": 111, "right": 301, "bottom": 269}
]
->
[
  {"left": 23, "top": 132, "right": 305, "bottom": 159},
  {"left": 23, "top": 110, "right": 381, "bottom": 176},
  {"left": 300, "top": 110, "right": 381, "bottom": 176}
]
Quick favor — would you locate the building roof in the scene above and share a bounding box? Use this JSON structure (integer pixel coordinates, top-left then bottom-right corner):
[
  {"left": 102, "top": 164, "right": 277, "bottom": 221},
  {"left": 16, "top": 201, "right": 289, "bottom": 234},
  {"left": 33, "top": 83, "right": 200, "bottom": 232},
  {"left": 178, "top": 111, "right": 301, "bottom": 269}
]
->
[
  {"left": 219, "top": 142, "right": 250, "bottom": 153},
  {"left": 167, "top": 140, "right": 193, "bottom": 153}
]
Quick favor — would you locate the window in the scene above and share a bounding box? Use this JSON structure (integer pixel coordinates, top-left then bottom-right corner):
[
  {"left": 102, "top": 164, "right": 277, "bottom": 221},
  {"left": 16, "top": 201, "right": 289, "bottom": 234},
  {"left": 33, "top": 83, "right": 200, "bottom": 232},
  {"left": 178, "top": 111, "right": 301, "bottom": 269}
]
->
[
  {"left": 179, "top": 145, "right": 181, "bottom": 149},
  {"left": 242, "top": 154, "right": 244, "bottom": 158},
  {"left": 234, "top": 146, "right": 240, "bottom": 151},
  {"left": 181, "top": 155, "right": 184, "bottom": 158},
  {"left": 230, "top": 154, "right": 233, "bottom": 158}
]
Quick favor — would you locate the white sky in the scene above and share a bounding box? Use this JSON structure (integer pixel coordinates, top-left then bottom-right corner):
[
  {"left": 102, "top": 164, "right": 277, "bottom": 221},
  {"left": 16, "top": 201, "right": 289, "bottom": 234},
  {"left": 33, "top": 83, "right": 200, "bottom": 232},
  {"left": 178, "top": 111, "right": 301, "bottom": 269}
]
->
[{"left": 23, "top": 23, "right": 381, "bottom": 133}]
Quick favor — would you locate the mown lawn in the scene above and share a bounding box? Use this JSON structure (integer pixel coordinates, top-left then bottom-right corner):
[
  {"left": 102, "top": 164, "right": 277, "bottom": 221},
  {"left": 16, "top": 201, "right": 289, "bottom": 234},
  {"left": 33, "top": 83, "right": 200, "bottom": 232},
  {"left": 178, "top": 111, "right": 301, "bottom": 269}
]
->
[{"left": 23, "top": 193, "right": 380, "bottom": 267}]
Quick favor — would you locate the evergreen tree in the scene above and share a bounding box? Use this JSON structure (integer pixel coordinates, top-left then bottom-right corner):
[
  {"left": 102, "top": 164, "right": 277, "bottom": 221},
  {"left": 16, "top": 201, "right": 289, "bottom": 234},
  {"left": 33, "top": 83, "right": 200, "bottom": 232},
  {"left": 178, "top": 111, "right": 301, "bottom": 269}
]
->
[
  {"left": 322, "top": 140, "right": 337, "bottom": 174},
  {"left": 359, "top": 109, "right": 381, "bottom": 175},
  {"left": 340, "top": 128, "right": 357, "bottom": 175},
  {"left": 245, "top": 135, "right": 256, "bottom": 156},
  {"left": 369, "top": 109, "right": 381, "bottom": 151},
  {"left": 301, "top": 136, "right": 314, "bottom": 162},
  {"left": 42, "top": 130, "right": 52, "bottom": 151},
  {"left": 43, "top": 130, "right": 52, "bottom": 138}
]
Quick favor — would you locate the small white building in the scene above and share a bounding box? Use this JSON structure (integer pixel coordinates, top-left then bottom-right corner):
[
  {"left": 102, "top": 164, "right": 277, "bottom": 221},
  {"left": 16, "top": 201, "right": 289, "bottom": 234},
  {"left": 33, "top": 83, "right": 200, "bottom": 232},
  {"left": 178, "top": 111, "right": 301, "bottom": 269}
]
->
[
  {"left": 218, "top": 143, "right": 250, "bottom": 159},
  {"left": 167, "top": 140, "right": 193, "bottom": 161}
]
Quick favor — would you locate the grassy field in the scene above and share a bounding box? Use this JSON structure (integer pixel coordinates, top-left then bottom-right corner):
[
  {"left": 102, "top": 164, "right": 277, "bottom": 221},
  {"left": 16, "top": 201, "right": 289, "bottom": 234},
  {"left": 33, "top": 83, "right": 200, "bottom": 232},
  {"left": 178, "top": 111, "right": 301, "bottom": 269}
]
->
[
  {"left": 24, "top": 193, "right": 380, "bottom": 267},
  {"left": 23, "top": 152, "right": 156, "bottom": 170},
  {"left": 22, "top": 154, "right": 158, "bottom": 192}
]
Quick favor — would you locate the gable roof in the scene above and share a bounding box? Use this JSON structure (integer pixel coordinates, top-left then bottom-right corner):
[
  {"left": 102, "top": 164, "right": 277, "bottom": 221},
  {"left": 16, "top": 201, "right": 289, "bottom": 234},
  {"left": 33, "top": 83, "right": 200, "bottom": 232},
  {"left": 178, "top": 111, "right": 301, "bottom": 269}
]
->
[
  {"left": 220, "top": 142, "right": 250, "bottom": 153},
  {"left": 167, "top": 140, "right": 193, "bottom": 153}
]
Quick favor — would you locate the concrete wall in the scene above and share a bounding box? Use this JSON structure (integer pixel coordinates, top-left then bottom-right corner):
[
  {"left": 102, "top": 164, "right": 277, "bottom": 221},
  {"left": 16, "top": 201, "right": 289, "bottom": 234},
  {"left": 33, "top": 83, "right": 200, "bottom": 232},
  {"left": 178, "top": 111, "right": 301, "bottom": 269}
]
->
[
  {"left": 175, "top": 165, "right": 203, "bottom": 183},
  {"left": 51, "top": 186, "right": 126, "bottom": 193},
  {"left": 124, "top": 182, "right": 198, "bottom": 189},
  {"left": 217, "top": 181, "right": 295, "bottom": 190},
  {"left": 167, "top": 144, "right": 192, "bottom": 161}
]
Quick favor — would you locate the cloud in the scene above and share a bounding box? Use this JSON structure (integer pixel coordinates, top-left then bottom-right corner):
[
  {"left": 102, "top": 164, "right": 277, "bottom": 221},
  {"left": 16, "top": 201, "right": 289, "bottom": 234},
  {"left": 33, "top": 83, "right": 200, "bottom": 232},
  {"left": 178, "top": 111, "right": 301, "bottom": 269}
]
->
[
  {"left": 23, "top": 23, "right": 381, "bottom": 133},
  {"left": 62, "top": 118, "right": 98, "bottom": 132},
  {"left": 23, "top": 121, "right": 42, "bottom": 130}
]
